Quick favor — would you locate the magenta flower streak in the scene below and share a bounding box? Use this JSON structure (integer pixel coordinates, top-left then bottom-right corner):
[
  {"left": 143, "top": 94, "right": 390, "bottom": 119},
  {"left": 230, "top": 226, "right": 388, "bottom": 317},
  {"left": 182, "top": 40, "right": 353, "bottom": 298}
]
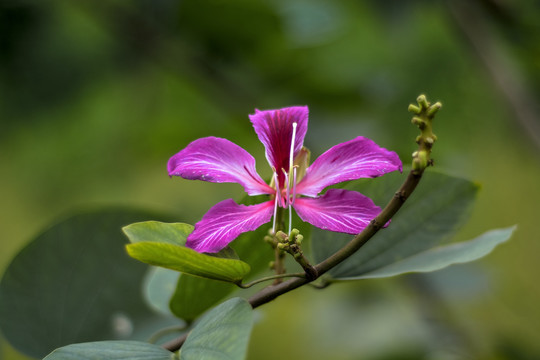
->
[{"left": 168, "top": 106, "right": 402, "bottom": 253}]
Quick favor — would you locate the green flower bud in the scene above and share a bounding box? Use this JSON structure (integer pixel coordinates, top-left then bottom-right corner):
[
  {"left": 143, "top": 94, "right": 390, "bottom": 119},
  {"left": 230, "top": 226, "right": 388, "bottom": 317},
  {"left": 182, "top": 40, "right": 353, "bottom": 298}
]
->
[
  {"left": 275, "top": 231, "right": 288, "bottom": 242},
  {"left": 427, "top": 102, "right": 442, "bottom": 117},
  {"left": 408, "top": 104, "right": 421, "bottom": 114},
  {"left": 417, "top": 94, "right": 429, "bottom": 109}
]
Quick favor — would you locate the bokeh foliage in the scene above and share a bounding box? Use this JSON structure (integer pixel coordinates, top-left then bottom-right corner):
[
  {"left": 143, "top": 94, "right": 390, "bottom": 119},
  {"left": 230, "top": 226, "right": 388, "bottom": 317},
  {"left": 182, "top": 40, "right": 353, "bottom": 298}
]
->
[{"left": 1, "top": 0, "right": 540, "bottom": 359}]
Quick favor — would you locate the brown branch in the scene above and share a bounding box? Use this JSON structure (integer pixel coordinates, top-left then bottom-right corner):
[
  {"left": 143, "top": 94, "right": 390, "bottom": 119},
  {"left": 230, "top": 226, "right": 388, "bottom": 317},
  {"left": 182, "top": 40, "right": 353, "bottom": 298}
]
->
[
  {"left": 162, "top": 168, "right": 427, "bottom": 352},
  {"left": 163, "top": 95, "right": 440, "bottom": 353}
]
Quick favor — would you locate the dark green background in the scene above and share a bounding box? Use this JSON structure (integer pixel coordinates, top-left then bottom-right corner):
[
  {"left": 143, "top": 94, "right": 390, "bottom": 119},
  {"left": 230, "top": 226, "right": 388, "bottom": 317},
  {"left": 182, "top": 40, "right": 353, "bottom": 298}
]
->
[{"left": 1, "top": 1, "right": 539, "bottom": 359}]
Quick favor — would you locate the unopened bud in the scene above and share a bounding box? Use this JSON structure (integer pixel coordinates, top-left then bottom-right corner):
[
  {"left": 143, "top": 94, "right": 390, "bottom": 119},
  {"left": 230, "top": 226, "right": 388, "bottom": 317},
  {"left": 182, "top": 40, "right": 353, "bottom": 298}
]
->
[
  {"left": 275, "top": 231, "right": 288, "bottom": 242},
  {"left": 417, "top": 94, "right": 429, "bottom": 109},
  {"left": 412, "top": 150, "right": 429, "bottom": 171},
  {"left": 264, "top": 235, "right": 274, "bottom": 244},
  {"left": 408, "top": 104, "right": 421, "bottom": 114},
  {"left": 411, "top": 116, "right": 424, "bottom": 127},
  {"left": 427, "top": 102, "right": 442, "bottom": 117}
]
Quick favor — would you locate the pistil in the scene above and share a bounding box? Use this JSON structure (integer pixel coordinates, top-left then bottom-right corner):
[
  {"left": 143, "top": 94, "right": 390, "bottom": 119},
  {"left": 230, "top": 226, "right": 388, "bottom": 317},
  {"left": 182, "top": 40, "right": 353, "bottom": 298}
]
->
[{"left": 287, "top": 122, "right": 298, "bottom": 234}]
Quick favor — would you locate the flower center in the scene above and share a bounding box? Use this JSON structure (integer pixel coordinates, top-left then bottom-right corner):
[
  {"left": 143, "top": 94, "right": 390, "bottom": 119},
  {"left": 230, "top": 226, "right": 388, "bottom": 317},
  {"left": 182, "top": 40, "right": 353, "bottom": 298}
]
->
[{"left": 271, "top": 122, "right": 298, "bottom": 233}]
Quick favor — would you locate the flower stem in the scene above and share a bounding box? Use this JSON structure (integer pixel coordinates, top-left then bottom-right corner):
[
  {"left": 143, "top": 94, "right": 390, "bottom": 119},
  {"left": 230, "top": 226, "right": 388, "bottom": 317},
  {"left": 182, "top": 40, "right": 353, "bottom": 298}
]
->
[
  {"left": 276, "top": 229, "right": 318, "bottom": 280},
  {"left": 272, "top": 205, "right": 286, "bottom": 282}
]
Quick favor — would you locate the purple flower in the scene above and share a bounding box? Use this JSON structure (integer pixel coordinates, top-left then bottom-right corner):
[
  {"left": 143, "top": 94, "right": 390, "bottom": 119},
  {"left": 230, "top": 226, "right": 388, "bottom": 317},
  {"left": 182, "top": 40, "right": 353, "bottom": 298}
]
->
[{"left": 168, "top": 106, "right": 402, "bottom": 253}]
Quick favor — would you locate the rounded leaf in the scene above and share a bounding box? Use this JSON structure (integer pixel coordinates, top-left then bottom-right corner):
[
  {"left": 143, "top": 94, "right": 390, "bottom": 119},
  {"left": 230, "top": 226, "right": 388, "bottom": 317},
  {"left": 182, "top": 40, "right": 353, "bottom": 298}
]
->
[
  {"left": 181, "top": 298, "right": 253, "bottom": 360},
  {"left": 0, "top": 209, "right": 177, "bottom": 358},
  {"left": 43, "top": 340, "right": 177, "bottom": 360},
  {"left": 312, "top": 171, "right": 480, "bottom": 279}
]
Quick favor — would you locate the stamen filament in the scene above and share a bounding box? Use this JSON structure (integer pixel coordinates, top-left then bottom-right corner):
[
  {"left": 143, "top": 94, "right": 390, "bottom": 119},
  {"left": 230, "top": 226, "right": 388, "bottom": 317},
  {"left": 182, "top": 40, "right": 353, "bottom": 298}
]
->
[
  {"left": 282, "top": 169, "right": 292, "bottom": 234},
  {"left": 289, "top": 122, "right": 297, "bottom": 173},
  {"left": 287, "top": 122, "right": 298, "bottom": 234}
]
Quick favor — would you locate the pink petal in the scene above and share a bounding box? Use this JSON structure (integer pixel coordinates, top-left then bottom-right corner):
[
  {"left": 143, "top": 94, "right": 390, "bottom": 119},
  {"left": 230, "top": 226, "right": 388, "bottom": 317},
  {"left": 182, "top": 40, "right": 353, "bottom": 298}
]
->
[
  {"left": 293, "top": 189, "right": 381, "bottom": 234},
  {"left": 168, "top": 137, "right": 273, "bottom": 196},
  {"left": 249, "top": 106, "right": 308, "bottom": 187},
  {"left": 296, "top": 136, "right": 402, "bottom": 197},
  {"left": 187, "top": 199, "right": 274, "bottom": 253}
]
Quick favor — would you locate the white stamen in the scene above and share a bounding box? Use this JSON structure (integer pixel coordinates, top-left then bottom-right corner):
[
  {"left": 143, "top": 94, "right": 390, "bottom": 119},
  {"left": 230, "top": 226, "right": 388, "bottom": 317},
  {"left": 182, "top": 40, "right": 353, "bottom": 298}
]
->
[
  {"left": 289, "top": 122, "right": 297, "bottom": 173},
  {"left": 282, "top": 169, "right": 292, "bottom": 234},
  {"left": 288, "top": 123, "right": 297, "bottom": 234}
]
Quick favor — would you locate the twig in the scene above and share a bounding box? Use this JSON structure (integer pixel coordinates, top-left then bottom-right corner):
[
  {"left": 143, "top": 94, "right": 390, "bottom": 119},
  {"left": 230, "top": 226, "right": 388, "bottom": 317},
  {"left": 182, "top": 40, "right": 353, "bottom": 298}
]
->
[{"left": 163, "top": 95, "right": 440, "bottom": 352}]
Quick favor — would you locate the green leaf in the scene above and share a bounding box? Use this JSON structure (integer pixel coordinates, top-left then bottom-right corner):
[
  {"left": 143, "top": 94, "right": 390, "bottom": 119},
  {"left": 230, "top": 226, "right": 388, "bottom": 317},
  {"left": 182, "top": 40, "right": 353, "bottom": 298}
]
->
[
  {"left": 143, "top": 267, "right": 181, "bottom": 316},
  {"left": 312, "top": 171, "right": 479, "bottom": 279},
  {"left": 169, "top": 275, "right": 236, "bottom": 323},
  {"left": 123, "top": 221, "right": 250, "bottom": 322},
  {"left": 0, "top": 209, "right": 179, "bottom": 359},
  {"left": 126, "top": 242, "right": 250, "bottom": 283},
  {"left": 181, "top": 298, "right": 253, "bottom": 360},
  {"left": 123, "top": 221, "right": 194, "bottom": 246},
  {"left": 141, "top": 260, "right": 238, "bottom": 323},
  {"left": 339, "top": 226, "right": 516, "bottom": 280},
  {"left": 43, "top": 340, "right": 177, "bottom": 360}
]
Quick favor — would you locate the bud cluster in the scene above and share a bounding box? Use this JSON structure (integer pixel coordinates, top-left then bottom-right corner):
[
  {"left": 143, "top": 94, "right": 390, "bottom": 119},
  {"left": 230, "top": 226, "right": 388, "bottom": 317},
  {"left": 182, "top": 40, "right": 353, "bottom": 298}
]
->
[
  {"left": 264, "top": 228, "right": 317, "bottom": 280},
  {"left": 408, "top": 94, "right": 441, "bottom": 174}
]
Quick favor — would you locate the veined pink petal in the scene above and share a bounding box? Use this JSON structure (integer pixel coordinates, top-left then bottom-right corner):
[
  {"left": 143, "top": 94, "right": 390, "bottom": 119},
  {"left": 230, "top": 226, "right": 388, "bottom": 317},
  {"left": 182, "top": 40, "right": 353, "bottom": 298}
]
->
[
  {"left": 249, "top": 106, "right": 308, "bottom": 187},
  {"left": 296, "top": 136, "right": 402, "bottom": 197},
  {"left": 168, "top": 137, "right": 273, "bottom": 196},
  {"left": 187, "top": 199, "right": 274, "bottom": 253},
  {"left": 293, "top": 189, "right": 381, "bottom": 234}
]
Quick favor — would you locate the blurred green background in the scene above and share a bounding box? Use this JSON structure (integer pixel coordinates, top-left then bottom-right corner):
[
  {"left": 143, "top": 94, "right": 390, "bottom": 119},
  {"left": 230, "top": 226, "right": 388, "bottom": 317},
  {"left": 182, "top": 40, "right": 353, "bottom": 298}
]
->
[{"left": 1, "top": 0, "right": 540, "bottom": 359}]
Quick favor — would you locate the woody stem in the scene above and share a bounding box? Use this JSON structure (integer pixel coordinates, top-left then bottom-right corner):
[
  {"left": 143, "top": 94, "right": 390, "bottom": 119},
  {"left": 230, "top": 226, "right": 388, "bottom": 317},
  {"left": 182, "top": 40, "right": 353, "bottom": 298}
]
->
[
  {"left": 162, "top": 94, "right": 440, "bottom": 354},
  {"left": 249, "top": 167, "right": 425, "bottom": 308}
]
